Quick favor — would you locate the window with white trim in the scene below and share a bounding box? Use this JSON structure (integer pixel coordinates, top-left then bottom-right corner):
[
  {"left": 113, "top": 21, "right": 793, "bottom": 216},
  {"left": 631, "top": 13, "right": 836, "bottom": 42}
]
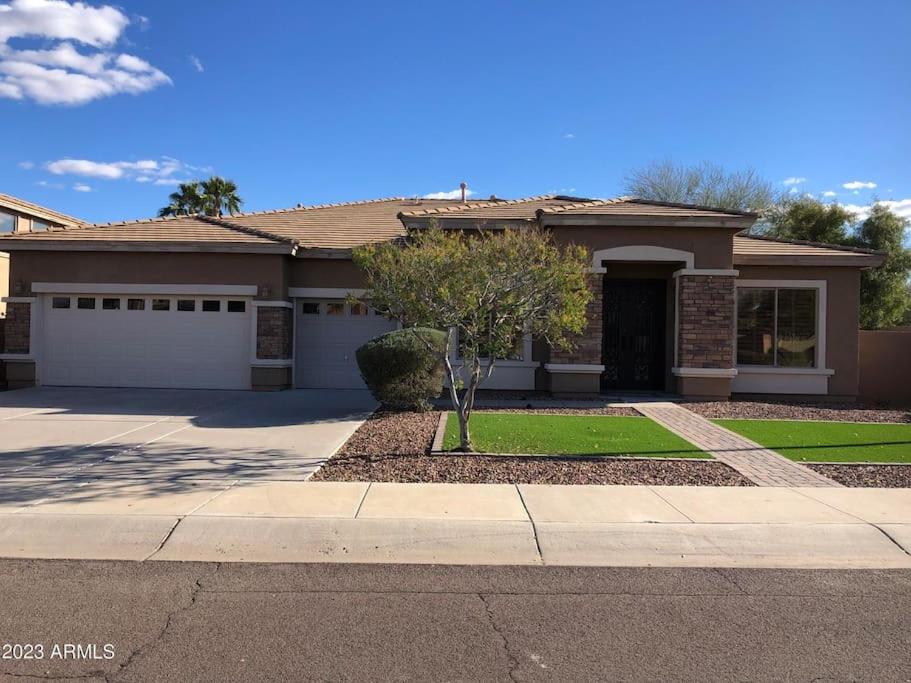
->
[{"left": 736, "top": 288, "right": 817, "bottom": 368}]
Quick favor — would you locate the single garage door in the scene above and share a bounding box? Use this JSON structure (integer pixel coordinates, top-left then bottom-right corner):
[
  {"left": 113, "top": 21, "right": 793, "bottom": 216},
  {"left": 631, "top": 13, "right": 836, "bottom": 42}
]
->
[
  {"left": 41, "top": 294, "right": 251, "bottom": 390},
  {"left": 295, "top": 299, "right": 397, "bottom": 389}
]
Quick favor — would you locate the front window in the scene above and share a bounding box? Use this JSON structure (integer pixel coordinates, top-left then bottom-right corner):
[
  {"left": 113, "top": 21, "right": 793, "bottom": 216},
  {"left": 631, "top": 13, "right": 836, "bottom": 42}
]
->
[
  {"left": 0, "top": 211, "right": 13, "bottom": 234},
  {"left": 737, "top": 288, "right": 817, "bottom": 368}
]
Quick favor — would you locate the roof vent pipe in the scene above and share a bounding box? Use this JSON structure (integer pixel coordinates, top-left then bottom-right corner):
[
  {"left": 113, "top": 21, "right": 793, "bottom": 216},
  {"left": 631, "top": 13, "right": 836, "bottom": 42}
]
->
[{"left": 460, "top": 182, "right": 467, "bottom": 203}]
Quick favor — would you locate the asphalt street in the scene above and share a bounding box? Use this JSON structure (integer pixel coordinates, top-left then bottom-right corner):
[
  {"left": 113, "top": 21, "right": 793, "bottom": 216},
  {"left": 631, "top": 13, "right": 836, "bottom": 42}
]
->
[{"left": 1, "top": 560, "right": 910, "bottom": 681}]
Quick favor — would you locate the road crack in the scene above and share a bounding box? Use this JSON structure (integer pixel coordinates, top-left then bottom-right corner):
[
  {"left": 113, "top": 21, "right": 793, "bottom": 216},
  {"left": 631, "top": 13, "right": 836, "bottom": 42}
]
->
[
  {"left": 478, "top": 593, "right": 520, "bottom": 682},
  {"left": 108, "top": 562, "right": 221, "bottom": 681}
]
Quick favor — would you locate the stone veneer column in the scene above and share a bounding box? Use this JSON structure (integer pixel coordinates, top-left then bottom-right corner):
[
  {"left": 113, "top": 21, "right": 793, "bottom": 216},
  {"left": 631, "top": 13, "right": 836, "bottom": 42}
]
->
[
  {"left": 675, "top": 274, "right": 736, "bottom": 398},
  {"left": 3, "top": 299, "right": 37, "bottom": 389},
  {"left": 252, "top": 303, "right": 293, "bottom": 391},
  {"left": 4, "top": 301, "right": 31, "bottom": 354},
  {"left": 546, "top": 273, "right": 604, "bottom": 393}
]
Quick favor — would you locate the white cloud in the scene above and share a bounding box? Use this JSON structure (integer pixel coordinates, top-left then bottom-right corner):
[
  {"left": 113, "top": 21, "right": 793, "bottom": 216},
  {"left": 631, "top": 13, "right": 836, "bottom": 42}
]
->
[
  {"left": 72, "top": 182, "right": 91, "bottom": 192},
  {"left": 189, "top": 54, "right": 203, "bottom": 73},
  {"left": 842, "top": 180, "right": 877, "bottom": 190},
  {"left": 822, "top": 190, "right": 837, "bottom": 198},
  {"left": 47, "top": 158, "right": 123, "bottom": 178},
  {"left": 46, "top": 156, "right": 204, "bottom": 185},
  {"left": 423, "top": 188, "right": 476, "bottom": 200},
  {"left": 788, "top": 186, "right": 799, "bottom": 194},
  {"left": 782, "top": 176, "right": 806, "bottom": 186},
  {"left": 0, "top": 0, "right": 170, "bottom": 105},
  {"left": 17, "top": 160, "right": 34, "bottom": 169},
  {"left": 563, "top": 133, "right": 575, "bottom": 139},
  {"left": 842, "top": 199, "right": 911, "bottom": 222},
  {"left": 36, "top": 179, "right": 63, "bottom": 189}
]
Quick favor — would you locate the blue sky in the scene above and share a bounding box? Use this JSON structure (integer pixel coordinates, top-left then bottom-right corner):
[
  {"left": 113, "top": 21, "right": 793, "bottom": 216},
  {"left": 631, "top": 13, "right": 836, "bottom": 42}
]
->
[{"left": 1, "top": 0, "right": 909, "bottom": 224}]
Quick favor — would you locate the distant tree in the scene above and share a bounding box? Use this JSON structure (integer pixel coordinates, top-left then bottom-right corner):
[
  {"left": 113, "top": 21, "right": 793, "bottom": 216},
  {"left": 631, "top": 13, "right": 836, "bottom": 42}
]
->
[
  {"left": 200, "top": 176, "right": 242, "bottom": 217},
  {"left": 354, "top": 225, "right": 591, "bottom": 452},
  {"left": 850, "top": 204, "right": 911, "bottom": 329},
  {"left": 158, "top": 181, "right": 204, "bottom": 217},
  {"left": 761, "top": 197, "right": 911, "bottom": 328},
  {"left": 157, "top": 176, "right": 242, "bottom": 218},
  {"left": 623, "top": 160, "right": 775, "bottom": 213},
  {"left": 761, "top": 196, "right": 855, "bottom": 244}
]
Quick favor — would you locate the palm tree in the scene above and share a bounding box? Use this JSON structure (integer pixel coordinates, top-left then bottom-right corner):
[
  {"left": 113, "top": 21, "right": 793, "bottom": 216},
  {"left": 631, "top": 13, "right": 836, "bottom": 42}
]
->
[
  {"left": 157, "top": 182, "right": 204, "bottom": 217},
  {"left": 199, "top": 176, "right": 242, "bottom": 217}
]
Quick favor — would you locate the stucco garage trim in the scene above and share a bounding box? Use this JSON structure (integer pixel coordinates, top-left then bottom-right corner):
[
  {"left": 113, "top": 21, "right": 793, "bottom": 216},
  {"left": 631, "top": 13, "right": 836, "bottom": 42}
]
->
[
  {"left": 31, "top": 283, "right": 259, "bottom": 296},
  {"left": 591, "top": 245, "right": 695, "bottom": 273},
  {"left": 289, "top": 287, "right": 366, "bottom": 298}
]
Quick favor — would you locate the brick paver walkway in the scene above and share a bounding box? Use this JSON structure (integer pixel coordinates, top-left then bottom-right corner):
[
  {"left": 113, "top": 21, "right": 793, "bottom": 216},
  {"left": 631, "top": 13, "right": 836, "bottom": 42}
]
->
[{"left": 632, "top": 402, "right": 840, "bottom": 487}]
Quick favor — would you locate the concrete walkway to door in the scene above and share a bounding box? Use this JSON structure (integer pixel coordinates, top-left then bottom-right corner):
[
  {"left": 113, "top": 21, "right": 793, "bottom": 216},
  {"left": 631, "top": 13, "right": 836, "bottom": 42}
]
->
[{"left": 0, "top": 387, "right": 377, "bottom": 487}]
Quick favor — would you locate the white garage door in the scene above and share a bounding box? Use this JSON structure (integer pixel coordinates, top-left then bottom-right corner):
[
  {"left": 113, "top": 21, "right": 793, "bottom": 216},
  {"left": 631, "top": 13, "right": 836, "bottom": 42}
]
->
[
  {"left": 41, "top": 294, "right": 251, "bottom": 390},
  {"left": 295, "top": 299, "right": 397, "bottom": 389}
]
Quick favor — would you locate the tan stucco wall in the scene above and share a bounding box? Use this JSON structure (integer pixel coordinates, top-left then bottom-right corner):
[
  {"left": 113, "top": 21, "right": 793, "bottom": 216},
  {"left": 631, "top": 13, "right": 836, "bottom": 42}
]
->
[
  {"left": 736, "top": 265, "right": 861, "bottom": 398},
  {"left": 9, "top": 251, "right": 289, "bottom": 300},
  {"left": 551, "top": 226, "right": 735, "bottom": 269},
  {"left": 288, "top": 258, "right": 366, "bottom": 289},
  {"left": 858, "top": 329, "right": 911, "bottom": 404}
]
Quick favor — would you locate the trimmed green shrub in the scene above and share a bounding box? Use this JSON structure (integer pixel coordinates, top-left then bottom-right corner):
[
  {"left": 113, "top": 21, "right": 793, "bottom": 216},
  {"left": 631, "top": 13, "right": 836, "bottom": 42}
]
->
[{"left": 356, "top": 327, "right": 447, "bottom": 410}]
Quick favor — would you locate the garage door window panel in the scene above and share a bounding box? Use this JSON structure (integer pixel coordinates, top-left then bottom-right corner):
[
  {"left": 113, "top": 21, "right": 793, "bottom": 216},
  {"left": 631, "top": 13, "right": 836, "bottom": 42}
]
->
[
  {"left": 177, "top": 299, "right": 196, "bottom": 312},
  {"left": 127, "top": 298, "right": 145, "bottom": 311},
  {"left": 102, "top": 298, "right": 121, "bottom": 310},
  {"left": 77, "top": 297, "right": 96, "bottom": 310},
  {"left": 202, "top": 300, "right": 220, "bottom": 312},
  {"left": 152, "top": 299, "right": 170, "bottom": 311},
  {"left": 227, "top": 301, "right": 246, "bottom": 313},
  {"left": 52, "top": 297, "right": 71, "bottom": 309},
  {"left": 301, "top": 301, "right": 320, "bottom": 315}
]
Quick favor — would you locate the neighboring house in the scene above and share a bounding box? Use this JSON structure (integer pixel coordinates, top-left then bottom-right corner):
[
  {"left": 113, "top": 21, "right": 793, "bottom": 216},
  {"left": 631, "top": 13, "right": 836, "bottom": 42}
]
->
[
  {"left": 0, "top": 193, "right": 83, "bottom": 317},
  {"left": 0, "top": 195, "right": 883, "bottom": 398}
]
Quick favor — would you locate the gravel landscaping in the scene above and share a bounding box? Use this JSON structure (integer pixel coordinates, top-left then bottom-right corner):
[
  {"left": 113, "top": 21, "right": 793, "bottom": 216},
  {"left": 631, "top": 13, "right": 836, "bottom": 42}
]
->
[
  {"left": 808, "top": 464, "right": 911, "bottom": 488},
  {"left": 313, "top": 452, "right": 752, "bottom": 485},
  {"left": 685, "top": 400, "right": 911, "bottom": 424},
  {"left": 313, "top": 408, "right": 751, "bottom": 485}
]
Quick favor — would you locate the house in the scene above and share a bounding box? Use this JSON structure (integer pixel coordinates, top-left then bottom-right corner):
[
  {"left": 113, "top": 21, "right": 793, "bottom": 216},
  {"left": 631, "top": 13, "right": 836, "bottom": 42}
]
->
[
  {"left": 0, "top": 193, "right": 83, "bottom": 318},
  {"left": 0, "top": 195, "right": 883, "bottom": 398}
]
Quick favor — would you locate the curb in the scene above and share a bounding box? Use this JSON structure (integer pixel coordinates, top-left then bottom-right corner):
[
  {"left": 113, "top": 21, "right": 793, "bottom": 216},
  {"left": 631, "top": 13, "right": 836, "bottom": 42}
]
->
[{"left": 431, "top": 411, "right": 447, "bottom": 452}]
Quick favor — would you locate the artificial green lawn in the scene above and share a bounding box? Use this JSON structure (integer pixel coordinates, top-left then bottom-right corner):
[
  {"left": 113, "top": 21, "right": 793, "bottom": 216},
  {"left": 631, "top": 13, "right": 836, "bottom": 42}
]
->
[
  {"left": 714, "top": 419, "right": 911, "bottom": 463},
  {"left": 442, "top": 413, "right": 709, "bottom": 458}
]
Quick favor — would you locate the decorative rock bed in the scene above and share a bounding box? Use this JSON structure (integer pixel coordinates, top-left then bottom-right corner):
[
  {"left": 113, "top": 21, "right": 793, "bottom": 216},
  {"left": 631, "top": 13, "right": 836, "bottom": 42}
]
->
[{"left": 312, "top": 409, "right": 751, "bottom": 486}]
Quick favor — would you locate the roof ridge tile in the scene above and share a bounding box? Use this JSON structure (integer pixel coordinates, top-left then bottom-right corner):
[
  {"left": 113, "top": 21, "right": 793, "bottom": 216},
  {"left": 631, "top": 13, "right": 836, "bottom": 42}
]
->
[
  {"left": 227, "top": 196, "right": 405, "bottom": 218},
  {"left": 538, "top": 196, "right": 631, "bottom": 214},
  {"left": 197, "top": 215, "right": 296, "bottom": 247},
  {"left": 399, "top": 194, "right": 559, "bottom": 218}
]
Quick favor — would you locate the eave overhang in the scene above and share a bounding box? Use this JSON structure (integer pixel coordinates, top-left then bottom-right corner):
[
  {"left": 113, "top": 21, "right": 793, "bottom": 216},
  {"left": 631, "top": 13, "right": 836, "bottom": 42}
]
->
[{"left": 0, "top": 240, "right": 295, "bottom": 255}]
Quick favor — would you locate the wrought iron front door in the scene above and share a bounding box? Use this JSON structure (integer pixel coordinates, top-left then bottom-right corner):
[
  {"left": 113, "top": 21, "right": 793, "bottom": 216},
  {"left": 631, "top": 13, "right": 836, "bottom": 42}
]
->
[{"left": 601, "top": 278, "right": 666, "bottom": 391}]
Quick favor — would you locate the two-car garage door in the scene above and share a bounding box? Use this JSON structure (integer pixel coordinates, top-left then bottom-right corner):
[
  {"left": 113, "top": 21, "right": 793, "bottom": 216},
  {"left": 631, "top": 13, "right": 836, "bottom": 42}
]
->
[
  {"left": 294, "top": 299, "right": 397, "bottom": 389},
  {"left": 41, "top": 293, "right": 252, "bottom": 390},
  {"left": 37, "top": 293, "right": 397, "bottom": 391}
]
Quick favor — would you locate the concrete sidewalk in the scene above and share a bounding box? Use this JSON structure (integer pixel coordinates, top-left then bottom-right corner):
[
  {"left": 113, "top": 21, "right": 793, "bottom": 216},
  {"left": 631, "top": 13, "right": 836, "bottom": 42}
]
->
[{"left": 0, "top": 482, "right": 909, "bottom": 568}]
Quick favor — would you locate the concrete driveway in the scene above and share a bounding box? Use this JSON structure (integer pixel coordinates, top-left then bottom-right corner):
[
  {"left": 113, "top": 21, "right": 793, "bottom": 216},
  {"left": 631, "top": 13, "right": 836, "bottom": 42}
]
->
[{"left": 0, "top": 386, "right": 376, "bottom": 498}]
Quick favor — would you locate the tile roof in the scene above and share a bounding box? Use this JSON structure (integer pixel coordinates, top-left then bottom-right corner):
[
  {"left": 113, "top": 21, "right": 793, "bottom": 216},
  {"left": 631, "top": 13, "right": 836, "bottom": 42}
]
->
[
  {"left": 0, "top": 214, "right": 284, "bottom": 246},
  {"left": 400, "top": 196, "right": 759, "bottom": 222},
  {"left": 398, "top": 195, "right": 581, "bottom": 220},
  {"left": 540, "top": 198, "right": 757, "bottom": 218},
  {"left": 733, "top": 234, "right": 884, "bottom": 264},
  {"left": 225, "top": 197, "right": 464, "bottom": 248},
  {"left": 0, "top": 192, "right": 83, "bottom": 226}
]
